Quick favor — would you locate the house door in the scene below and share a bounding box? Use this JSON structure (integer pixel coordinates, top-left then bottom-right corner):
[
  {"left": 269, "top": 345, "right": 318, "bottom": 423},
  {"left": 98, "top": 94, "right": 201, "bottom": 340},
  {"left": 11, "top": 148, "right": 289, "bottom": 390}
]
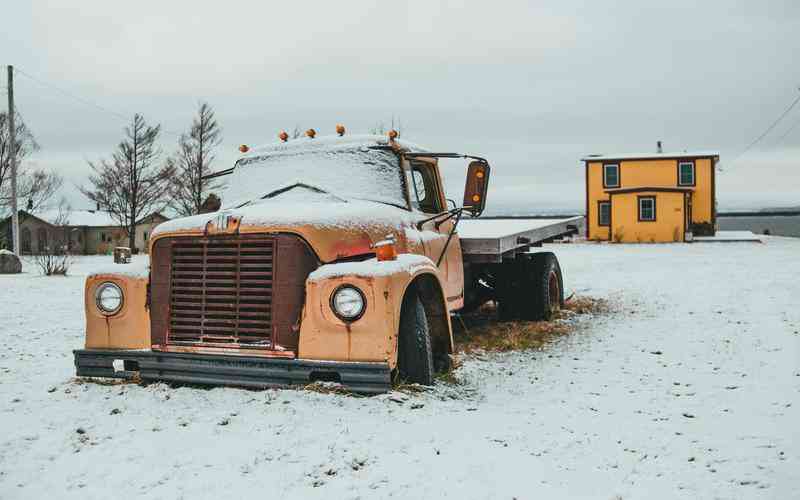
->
[{"left": 686, "top": 195, "right": 693, "bottom": 234}]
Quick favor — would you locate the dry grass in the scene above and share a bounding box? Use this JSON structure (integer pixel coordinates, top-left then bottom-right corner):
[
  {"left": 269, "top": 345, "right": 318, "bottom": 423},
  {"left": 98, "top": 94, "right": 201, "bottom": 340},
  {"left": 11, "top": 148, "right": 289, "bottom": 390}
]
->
[
  {"left": 453, "top": 295, "right": 609, "bottom": 354},
  {"left": 303, "top": 381, "right": 353, "bottom": 395}
]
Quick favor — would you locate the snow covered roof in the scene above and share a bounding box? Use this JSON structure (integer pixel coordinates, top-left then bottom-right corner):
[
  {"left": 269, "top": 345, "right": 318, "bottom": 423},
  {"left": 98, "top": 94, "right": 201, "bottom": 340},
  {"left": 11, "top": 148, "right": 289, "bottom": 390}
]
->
[
  {"left": 35, "top": 209, "right": 117, "bottom": 227},
  {"left": 581, "top": 151, "right": 720, "bottom": 162},
  {"left": 220, "top": 134, "right": 427, "bottom": 210}
]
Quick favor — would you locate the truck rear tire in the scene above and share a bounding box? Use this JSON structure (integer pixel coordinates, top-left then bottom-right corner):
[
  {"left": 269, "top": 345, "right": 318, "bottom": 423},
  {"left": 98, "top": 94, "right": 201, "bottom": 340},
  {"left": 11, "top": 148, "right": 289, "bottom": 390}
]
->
[
  {"left": 496, "top": 252, "right": 563, "bottom": 321},
  {"left": 397, "top": 290, "right": 435, "bottom": 385},
  {"left": 530, "top": 252, "right": 564, "bottom": 321}
]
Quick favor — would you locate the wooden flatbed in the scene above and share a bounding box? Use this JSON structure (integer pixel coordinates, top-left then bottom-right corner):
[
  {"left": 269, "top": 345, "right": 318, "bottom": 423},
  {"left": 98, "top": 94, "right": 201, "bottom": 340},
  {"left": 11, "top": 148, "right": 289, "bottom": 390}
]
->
[{"left": 458, "top": 216, "right": 583, "bottom": 262}]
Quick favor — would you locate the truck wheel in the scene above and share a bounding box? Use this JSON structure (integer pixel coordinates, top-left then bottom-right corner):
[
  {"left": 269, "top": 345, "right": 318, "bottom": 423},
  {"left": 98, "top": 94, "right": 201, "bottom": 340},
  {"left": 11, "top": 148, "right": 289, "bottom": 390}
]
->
[
  {"left": 529, "top": 252, "right": 564, "bottom": 321},
  {"left": 397, "top": 290, "right": 435, "bottom": 385}
]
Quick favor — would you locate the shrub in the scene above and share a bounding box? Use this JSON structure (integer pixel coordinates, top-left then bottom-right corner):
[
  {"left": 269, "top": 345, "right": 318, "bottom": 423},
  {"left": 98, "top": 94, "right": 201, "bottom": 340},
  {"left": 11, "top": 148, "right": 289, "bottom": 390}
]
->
[{"left": 33, "top": 246, "right": 71, "bottom": 276}]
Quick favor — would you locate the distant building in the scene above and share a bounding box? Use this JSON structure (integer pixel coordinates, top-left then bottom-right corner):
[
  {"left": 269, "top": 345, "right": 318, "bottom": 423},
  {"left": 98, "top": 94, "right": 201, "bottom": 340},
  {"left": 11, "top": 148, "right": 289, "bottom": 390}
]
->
[
  {"left": 0, "top": 209, "right": 169, "bottom": 255},
  {"left": 583, "top": 149, "right": 719, "bottom": 243}
]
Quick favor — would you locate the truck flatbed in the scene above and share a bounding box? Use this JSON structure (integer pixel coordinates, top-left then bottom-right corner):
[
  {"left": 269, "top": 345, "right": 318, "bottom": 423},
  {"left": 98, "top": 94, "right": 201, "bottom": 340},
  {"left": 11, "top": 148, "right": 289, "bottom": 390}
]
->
[{"left": 458, "top": 216, "right": 583, "bottom": 262}]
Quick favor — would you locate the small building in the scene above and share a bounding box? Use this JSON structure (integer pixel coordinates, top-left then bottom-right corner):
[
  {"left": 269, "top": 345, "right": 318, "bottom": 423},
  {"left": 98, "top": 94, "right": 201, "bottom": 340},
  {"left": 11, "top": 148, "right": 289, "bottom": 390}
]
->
[
  {"left": 0, "top": 209, "right": 169, "bottom": 255},
  {"left": 583, "top": 149, "right": 719, "bottom": 243}
]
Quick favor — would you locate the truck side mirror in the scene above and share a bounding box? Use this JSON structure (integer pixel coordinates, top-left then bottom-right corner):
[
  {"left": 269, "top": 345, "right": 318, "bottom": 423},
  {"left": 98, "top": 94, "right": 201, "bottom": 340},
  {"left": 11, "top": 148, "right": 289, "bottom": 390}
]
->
[{"left": 463, "top": 160, "right": 490, "bottom": 217}]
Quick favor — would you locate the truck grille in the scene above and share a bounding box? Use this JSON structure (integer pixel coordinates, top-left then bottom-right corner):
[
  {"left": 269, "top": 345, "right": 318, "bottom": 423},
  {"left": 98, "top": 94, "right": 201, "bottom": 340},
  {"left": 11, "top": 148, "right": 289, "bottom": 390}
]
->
[{"left": 168, "top": 237, "right": 275, "bottom": 348}]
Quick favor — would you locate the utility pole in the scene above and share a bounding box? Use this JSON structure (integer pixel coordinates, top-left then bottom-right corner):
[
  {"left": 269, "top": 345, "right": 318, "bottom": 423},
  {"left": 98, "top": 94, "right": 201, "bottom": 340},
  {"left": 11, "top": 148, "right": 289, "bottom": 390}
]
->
[{"left": 6, "top": 65, "right": 19, "bottom": 255}]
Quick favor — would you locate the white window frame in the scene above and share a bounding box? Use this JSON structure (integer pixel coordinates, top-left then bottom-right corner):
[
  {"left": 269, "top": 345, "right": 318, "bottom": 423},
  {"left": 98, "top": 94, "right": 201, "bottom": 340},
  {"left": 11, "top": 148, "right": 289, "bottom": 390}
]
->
[
  {"left": 678, "top": 161, "right": 695, "bottom": 186},
  {"left": 603, "top": 164, "right": 620, "bottom": 188},
  {"left": 638, "top": 197, "right": 656, "bottom": 222}
]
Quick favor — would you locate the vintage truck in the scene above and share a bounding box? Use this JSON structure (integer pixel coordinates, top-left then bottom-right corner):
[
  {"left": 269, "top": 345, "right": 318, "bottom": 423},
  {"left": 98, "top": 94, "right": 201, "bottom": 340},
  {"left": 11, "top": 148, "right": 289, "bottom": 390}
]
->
[{"left": 74, "top": 131, "right": 581, "bottom": 393}]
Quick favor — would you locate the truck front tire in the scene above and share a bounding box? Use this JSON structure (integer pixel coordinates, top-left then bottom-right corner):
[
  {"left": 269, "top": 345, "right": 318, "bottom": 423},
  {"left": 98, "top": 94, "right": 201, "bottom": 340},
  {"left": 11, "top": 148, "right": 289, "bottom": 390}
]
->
[{"left": 397, "top": 289, "right": 435, "bottom": 385}]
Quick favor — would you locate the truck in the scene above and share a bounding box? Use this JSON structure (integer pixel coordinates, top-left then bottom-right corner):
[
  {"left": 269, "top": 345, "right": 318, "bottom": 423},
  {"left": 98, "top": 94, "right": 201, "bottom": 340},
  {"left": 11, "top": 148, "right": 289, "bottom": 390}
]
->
[{"left": 74, "top": 131, "right": 581, "bottom": 393}]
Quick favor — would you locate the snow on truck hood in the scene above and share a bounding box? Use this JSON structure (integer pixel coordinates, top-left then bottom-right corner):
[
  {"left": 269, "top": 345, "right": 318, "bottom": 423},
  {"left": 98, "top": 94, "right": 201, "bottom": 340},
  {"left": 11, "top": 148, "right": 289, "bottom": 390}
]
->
[
  {"left": 150, "top": 192, "right": 417, "bottom": 263},
  {"left": 152, "top": 194, "right": 414, "bottom": 237}
]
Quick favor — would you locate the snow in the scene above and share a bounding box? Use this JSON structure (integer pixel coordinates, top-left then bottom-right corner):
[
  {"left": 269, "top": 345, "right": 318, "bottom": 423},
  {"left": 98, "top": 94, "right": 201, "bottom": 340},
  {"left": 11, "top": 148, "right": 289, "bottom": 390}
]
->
[
  {"left": 222, "top": 135, "right": 426, "bottom": 210},
  {"left": 35, "top": 209, "right": 117, "bottom": 227},
  {"left": 308, "top": 253, "right": 433, "bottom": 282},
  {"left": 0, "top": 249, "right": 13, "bottom": 255},
  {"left": 1, "top": 239, "right": 799, "bottom": 499},
  {"left": 693, "top": 231, "right": 762, "bottom": 242},
  {"left": 152, "top": 194, "right": 415, "bottom": 238},
  {"left": 86, "top": 257, "right": 150, "bottom": 279},
  {"left": 581, "top": 151, "right": 720, "bottom": 161},
  {"left": 458, "top": 217, "right": 582, "bottom": 239}
]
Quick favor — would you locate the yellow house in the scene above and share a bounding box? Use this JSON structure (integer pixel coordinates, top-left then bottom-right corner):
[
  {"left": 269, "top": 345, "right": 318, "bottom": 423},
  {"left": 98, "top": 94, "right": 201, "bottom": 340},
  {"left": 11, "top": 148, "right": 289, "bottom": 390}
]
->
[{"left": 583, "top": 150, "right": 719, "bottom": 243}]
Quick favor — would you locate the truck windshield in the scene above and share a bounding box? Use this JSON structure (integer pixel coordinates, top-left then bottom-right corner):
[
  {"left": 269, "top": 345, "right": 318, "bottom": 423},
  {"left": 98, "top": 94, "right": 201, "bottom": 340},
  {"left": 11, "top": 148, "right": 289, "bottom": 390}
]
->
[{"left": 222, "top": 145, "right": 407, "bottom": 209}]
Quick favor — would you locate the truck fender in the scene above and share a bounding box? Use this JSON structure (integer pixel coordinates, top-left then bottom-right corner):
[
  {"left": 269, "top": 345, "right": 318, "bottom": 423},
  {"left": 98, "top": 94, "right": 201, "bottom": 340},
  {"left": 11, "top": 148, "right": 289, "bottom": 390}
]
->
[{"left": 398, "top": 267, "right": 454, "bottom": 362}]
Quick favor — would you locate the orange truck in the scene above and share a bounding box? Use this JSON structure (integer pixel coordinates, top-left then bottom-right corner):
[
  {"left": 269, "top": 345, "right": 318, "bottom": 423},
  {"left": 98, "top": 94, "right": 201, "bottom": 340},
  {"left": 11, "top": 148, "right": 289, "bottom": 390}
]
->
[{"left": 74, "top": 131, "right": 581, "bottom": 393}]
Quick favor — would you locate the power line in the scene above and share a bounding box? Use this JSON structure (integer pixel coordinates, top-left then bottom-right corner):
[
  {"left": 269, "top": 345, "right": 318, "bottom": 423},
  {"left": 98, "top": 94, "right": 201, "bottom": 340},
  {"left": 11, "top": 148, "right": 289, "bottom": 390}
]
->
[
  {"left": 729, "top": 88, "right": 800, "bottom": 164},
  {"left": 13, "top": 67, "right": 182, "bottom": 137},
  {"left": 773, "top": 114, "right": 800, "bottom": 146},
  {"left": 15, "top": 67, "right": 132, "bottom": 123}
]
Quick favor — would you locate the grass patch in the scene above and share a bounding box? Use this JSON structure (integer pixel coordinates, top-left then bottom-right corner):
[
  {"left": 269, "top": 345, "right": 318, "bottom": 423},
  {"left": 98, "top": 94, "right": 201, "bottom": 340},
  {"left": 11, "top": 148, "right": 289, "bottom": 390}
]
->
[
  {"left": 453, "top": 295, "right": 609, "bottom": 354},
  {"left": 303, "top": 381, "right": 353, "bottom": 396}
]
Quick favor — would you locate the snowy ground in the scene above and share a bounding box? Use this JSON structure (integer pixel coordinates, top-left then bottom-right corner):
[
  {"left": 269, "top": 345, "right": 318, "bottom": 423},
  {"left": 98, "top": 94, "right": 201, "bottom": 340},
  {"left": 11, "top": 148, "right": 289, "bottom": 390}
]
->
[{"left": 1, "top": 239, "right": 798, "bottom": 499}]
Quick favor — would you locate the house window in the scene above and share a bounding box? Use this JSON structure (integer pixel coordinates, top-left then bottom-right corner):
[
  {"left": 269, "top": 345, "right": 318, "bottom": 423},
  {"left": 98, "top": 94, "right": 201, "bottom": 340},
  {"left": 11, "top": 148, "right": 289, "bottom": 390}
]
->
[
  {"left": 678, "top": 161, "right": 695, "bottom": 186},
  {"left": 603, "top": 164, "right": 620, "bottom": 188},
  {"left": 143, "top": 231, "right": 148, "bottom": 241},
  {"left": 21, "top": 227, "right": 32, "bottom": 253},
  {"left": 598, "top": 201, "right": 611, "bottom": 226},
  {"left": 638, "top": 196, "right": 656, "bottom": 221}
]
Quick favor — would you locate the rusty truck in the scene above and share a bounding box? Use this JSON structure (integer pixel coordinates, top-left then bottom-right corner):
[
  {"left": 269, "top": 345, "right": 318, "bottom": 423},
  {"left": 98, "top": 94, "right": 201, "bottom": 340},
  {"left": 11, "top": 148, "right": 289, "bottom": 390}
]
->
[{"left": 74, "top": 130, "right": 581, "bottom": 393}]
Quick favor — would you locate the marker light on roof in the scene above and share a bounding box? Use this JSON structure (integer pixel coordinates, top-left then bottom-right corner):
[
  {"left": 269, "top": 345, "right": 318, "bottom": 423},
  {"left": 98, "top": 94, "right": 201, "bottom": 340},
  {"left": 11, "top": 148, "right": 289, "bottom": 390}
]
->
[
  {"left": 279, "top": 130, "right": 289, "bottom": 142},
  {"left": 239, "top": 144, "right": 249, "bottom": 153},
  {"left": 388, "top": 129, "right": 398, "bottom": 140},
  {"left": 336, "top": 124, "right": 346, "bottom": 136},
  {"left": 306, "top": 129, "right": 316, "bottom": 139}
]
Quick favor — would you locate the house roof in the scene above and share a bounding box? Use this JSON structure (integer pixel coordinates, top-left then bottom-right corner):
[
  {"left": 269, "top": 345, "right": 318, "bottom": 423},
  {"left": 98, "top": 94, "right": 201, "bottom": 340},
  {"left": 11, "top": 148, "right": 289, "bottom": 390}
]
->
[
  {"left": 36, "top": 209, "right": 117, "bottom": 227},
  {"left": 1, "top": 209, "right": 168, "bottom": 227},
  {"left": 582, "top": 151, "right": 720, "bottom": 162},
  {"left": 605, "top": 186, "right": 695, "bottom": 194}
]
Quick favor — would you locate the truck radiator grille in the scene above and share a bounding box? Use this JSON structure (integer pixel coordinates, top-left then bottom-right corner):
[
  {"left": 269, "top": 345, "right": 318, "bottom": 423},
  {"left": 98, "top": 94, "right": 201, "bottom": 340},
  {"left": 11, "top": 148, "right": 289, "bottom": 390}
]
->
[{"left": 168, "top": 237, "right": 275, "bottom": 348}]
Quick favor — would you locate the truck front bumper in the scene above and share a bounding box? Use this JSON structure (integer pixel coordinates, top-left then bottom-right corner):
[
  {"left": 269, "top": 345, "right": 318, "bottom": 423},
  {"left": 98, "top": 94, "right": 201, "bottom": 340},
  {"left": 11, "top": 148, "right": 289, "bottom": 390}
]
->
[{"left": 73, "top": 349, "right": 392, "bottom": 394}]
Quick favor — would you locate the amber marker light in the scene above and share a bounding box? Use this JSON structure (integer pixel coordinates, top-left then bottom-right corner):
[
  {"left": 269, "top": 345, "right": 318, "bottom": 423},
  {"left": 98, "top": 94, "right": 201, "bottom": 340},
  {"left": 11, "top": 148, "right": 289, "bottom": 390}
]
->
[
  {"left": 472, "top": 194, "right": 481, "bottom": 203},
  {"left": 306, "top": 128, "right": 316, "bottom": 138},
  {"left": 387, "top": 129, "right": 398, "bottom": 140},
  {"left": 279, "top": 130, "right": 289, "bottom": 142},
  {"left": 336, "top": 124, "right": 346, "bottom": 136},
  {"left": 239, "top": 144, "right": 250, "bottom": 153},
  {"left": 476, "top": 169, "right": 485, "bottom": 179},
  {"left": 373, "top": 234, "right": 398, "bottom": 262}
]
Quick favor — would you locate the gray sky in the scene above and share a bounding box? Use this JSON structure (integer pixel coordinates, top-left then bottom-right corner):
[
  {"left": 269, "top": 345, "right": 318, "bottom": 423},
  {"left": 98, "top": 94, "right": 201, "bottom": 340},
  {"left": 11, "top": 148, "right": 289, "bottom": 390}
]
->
[{"left": 3, "top": 1, "right": 799, "bottom": 214}]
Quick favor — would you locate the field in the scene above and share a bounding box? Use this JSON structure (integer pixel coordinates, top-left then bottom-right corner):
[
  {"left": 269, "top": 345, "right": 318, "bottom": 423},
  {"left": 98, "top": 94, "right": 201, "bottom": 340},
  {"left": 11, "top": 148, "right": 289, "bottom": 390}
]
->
[{"left": 1, "top": 238, "right": 798, "bottom": 499}]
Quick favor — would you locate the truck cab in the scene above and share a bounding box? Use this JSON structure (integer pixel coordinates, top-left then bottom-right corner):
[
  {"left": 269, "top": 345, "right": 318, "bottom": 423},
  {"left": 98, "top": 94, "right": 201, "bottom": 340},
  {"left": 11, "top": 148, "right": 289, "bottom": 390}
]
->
[{"left": 77, "top": 132, "right": 492, "bottom": 392}]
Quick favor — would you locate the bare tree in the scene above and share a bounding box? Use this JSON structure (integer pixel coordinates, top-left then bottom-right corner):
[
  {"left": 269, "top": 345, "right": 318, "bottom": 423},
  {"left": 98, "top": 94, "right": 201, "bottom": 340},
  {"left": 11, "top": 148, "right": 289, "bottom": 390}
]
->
[
  {"left": 291, "top": 125, "right": 303, "bottom": 139},
  {"left": 167, "top": 102, "right": 223, "bottom": 216},
  {"left": 81, "top": 114, "right": 174, "bottom": 251},
  {"left": 369, "top": 116, "right": 404, "bottom": 137},
  {"left": 0, "top": 112, "right": 62, "bottom": 212}
]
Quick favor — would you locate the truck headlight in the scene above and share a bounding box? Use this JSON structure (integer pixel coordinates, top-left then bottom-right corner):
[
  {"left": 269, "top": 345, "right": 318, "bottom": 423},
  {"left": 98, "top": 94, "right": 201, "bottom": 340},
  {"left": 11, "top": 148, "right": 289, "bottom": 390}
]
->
[
  {"left": 95, "top": 282, "right": 124, "bottom": 315},
  {"left": 330, "top": 285, "right": 366, "bottom": 321}
]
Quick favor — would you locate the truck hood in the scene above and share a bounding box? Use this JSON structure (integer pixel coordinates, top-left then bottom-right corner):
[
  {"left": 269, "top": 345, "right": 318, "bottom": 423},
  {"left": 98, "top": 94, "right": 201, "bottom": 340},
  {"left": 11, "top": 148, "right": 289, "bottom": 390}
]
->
[{"left": 151, "top": 191, "right": 419, "bottom": 263}]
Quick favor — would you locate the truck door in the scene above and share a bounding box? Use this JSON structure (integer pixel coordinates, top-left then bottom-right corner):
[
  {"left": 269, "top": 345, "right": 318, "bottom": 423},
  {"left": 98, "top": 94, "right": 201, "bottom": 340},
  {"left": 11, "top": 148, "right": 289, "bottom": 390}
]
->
[{"left": 405, "top": 159, "right": 464, "bottom": 308}]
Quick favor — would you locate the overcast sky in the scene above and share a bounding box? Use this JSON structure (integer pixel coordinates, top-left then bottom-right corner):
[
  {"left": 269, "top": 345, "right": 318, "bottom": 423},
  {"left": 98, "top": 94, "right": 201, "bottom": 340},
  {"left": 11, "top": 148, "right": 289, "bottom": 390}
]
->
[{"left": 3, "top": 1, "right": 799, "bottom": 214}]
